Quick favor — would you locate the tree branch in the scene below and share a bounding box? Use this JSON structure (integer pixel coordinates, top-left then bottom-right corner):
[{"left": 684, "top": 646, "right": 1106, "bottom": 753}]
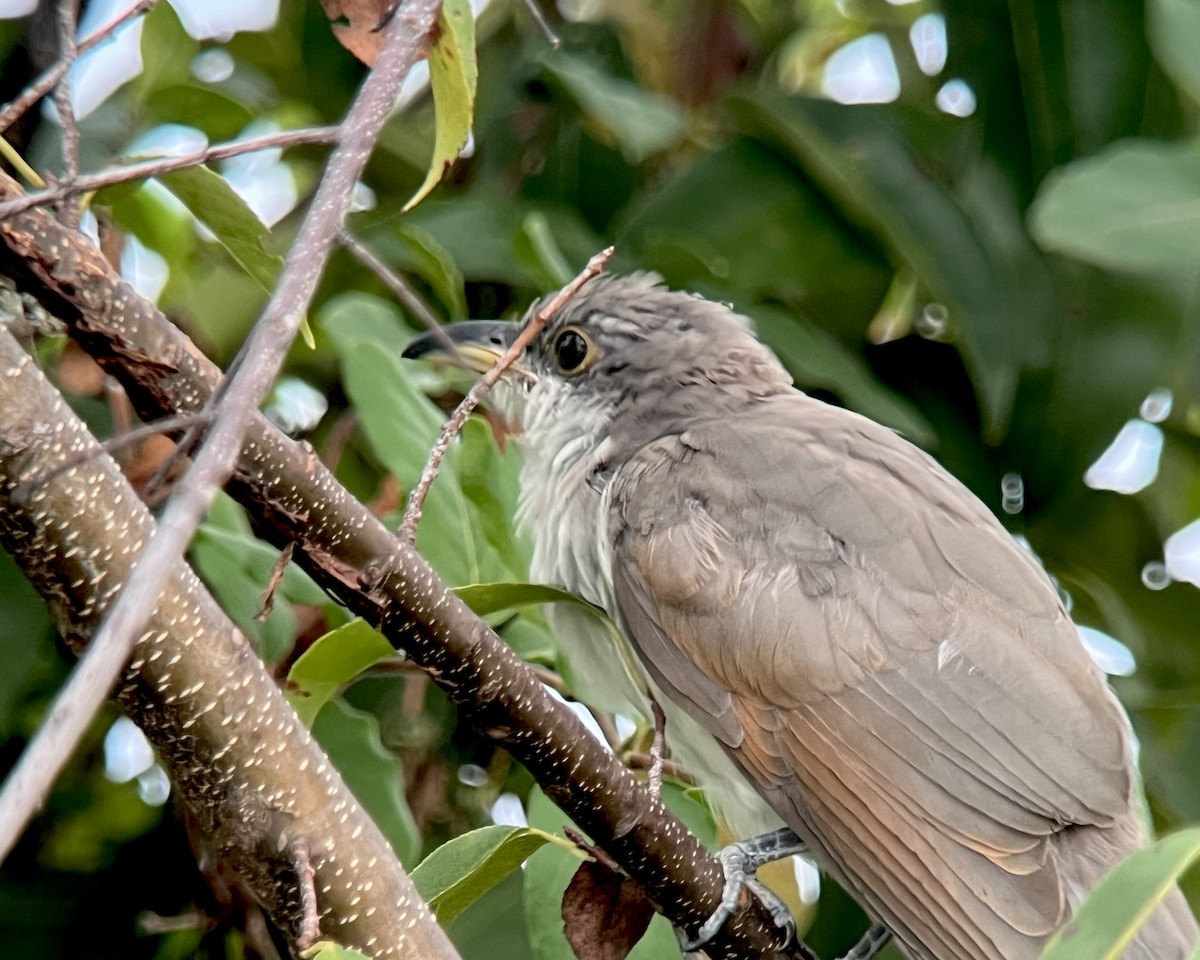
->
[
  {"left": 0, "top": 0, "right": 442, "bottom": 868},
  {"left": 52, "top": 0, "right": 82, "bottom": 229},
  {"left": 0, "top": 126, "right": 340, "bottom": 220},
  {"left": 0, "top": 326, "right": 461, "bottom": 960}
]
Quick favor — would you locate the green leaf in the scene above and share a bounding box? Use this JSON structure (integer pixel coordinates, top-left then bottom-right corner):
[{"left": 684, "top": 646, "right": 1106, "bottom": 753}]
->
[
  {"left": 747, "top": 303, "right": 936, "bottom": 447},
  {"left": 1148, "top": 0, "right": 1200, "bottom": 104},
  {"left": 443, "top": 869, "right": 535, "bottom": 960},
  {"left": 338, "top": 339, "right": 444, "bottom": 487},
  {"left": 1030, "top": 140, "right": 1200, "bottom": 272},
  {"left": 317, "top": 291, "right": 417, "bottom": 359},
  {"left": 393, "top": 222, "right": 468, "bottom": 320},
  {"left": 616, "top": 139, "right": 890, "bottom": 341},
  {"left": 285, "top": 619, "right": 396, "bottom": 728},
  {"left": 309, "top": 944, "right": 372, "bottom": 960},
  {"left": 157, "top": 164, "right": 283, "bottom": 292},
  {"left": 405, "top": 0, "right": 477, "bottom": 211},
  {"left": 498, "top": 616, "right": 557, "bottom": 664},
  {"left": 456, "top": 417, "right": 527, "bottom": 574},
  {"left": 328, "top": 325, "right": 517, "bottom": 586},
  {"left": 411, "top": 824, "right": 565, "bottom": 927},
  {"left": 541, "top": 52, "right": 687, "bottom": 163},
  {"left": 454, "top": 581, "right": 597, "bottom": 618},
  {"left": 144, "top": 84, "right": 255, "bottom": 141},
  {"left": 311, "top": 700, "right": 421, "bottom": 867},
  {"left": 1039, "top": 828, "right": 1200, "bottom": 960},
  {"left": 190, "top": 495, "right": 325, "bottom": 663},
  {"left": 514, "top": 211, "right": 574, "bottom": 288},
  {"left": 401, "top": 194, "right": 603, "bottom": 285},
  {"left": 102, "top": 180, "right": 196, "bottom": 266},
  {"left": 131, "top": 1, "right": 196, "bottom": 100},
  {"left": 732, "top": 91, "right": 1022, "bottom": 436}
]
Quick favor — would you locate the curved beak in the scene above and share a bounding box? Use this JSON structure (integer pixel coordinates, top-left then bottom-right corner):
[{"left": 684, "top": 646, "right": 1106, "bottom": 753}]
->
[{"left": 402, "top": 320, "right": 521, "bottom": 376}]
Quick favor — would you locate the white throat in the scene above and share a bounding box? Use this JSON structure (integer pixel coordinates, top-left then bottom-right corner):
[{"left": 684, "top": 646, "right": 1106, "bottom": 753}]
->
[{"left": 515, "top": 381, "right": 617, "bottom": 609}]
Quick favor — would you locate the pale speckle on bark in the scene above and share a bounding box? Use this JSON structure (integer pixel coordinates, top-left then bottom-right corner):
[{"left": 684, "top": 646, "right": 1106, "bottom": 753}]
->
[{"left": 0, "top": 327, "right": 458, "bottom": 959}]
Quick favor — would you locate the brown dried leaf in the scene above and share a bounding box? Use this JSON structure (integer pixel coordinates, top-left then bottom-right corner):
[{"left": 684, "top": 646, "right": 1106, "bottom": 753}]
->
[
  {"left": 561, "top": 860, "right": 654, "bottom": 960},
  {"left": 124, "top": 432, "right": 177, "bottom": 489},
  {"left": 320, "top": 0, "right": 396, "bottom": 65},
  {"left": 57, "top": 341, "right": 107, "bottom": 396}
]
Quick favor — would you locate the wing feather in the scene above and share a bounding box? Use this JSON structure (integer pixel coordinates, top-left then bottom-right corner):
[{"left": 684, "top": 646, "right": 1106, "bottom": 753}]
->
[{"left": 609, "top": 394, "right": 1134, "bottom": 960}]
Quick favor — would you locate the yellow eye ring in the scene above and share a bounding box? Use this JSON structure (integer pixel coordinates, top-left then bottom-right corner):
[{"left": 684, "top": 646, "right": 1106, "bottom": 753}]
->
[{"left": 552, "top": 326, "right": 598, "bottom": 375}]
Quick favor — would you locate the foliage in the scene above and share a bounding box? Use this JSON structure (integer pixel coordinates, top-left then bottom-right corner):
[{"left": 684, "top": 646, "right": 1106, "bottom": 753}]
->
[{"left": 1, "top": 0, "right": 1199, "bottom": 957}]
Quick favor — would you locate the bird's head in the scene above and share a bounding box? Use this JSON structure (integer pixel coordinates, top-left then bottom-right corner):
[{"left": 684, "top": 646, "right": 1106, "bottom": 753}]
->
[{"left": 402, "top": 272, "right": 792, "bottom": 454}]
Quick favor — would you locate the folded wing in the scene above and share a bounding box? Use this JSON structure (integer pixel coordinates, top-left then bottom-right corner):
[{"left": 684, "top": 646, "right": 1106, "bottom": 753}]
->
[{"left": 610, "top": 395, "right": 1133, "bottom": 960}]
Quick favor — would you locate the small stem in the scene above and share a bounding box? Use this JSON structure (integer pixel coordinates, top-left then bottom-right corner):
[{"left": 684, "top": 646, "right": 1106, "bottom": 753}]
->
[
  {"left": 520, "top": 0, "right": 561, "bottom": 48},
  {"left": 0, "top": 127, "right": 340, "bottom": 221},
  {"left": 53, "top": 0, "right": 82, "bottom": 229},
  {"left": 0, "top": 0, "right": 160, "bottom": 135},
  {"left": 564, "top": 827, "right": 624, "bottom": 875},
  {"left": 338, "top": 228, "right": 456, "bottom": 354},
  {"left": 290, "top": 837, "right": 322, "bottom": 951},
  {"left": 256, "top": 542, "right": 295, "bottom": 622},
  {"left": 12, "top": 410, "right": 213, "bottom": 502},
  {"left": 399, "top": 245, "right": 615, "bottom": 541}
]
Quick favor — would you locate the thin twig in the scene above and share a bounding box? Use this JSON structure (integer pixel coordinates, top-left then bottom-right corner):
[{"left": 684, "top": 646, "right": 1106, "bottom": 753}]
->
[
  {"left": 0, "top": 0, "right": 443, "bottom": 869},
  {"left": 564, "top": 826, "right": 625, "bottom": 875},
  {"left": 529, "top": 662, "right": 565, "bottom": 691},
  {"left": 142, "top": 413, "right": 212, "bottom": 505},
  {"left": 520, "top": 0, "right": 561, "bottom": 47},
  {"left": 257, "top": 542, "right": 295, "bottom": 622},
  {"left": 290, "top": 837, "right": 322, "bottom": 951},
  {"left": 53, "top": 0, "right": 82, "bottom": 229},
  {"left": 623, "top": 752, "right": 694, "bottom": 785},
  {"left": 0, "top": 0, "right": 160, "bottom": 135},
  {"left": 338, "top": 227, "right": 456, "bottom": 353},
  {"left": 0, "top": 127, "right": 340, "bottom": 221},
  {"left": 588, "top": 706, "right": 623, "bottom": 752},
  {"left": 12, "top": 410, "right": 212, "bottom": 501},
  {"left": 399, "top": 246, "right": 614, "bottom": 541},
  {"left": 136, "top": 910, "right": 209, "bottom": 935}
]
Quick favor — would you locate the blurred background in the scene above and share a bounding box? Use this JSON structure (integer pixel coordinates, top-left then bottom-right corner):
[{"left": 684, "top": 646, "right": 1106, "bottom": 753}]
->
[{"left": 1, "top": 0, "right": 1199, "bottom": 957}]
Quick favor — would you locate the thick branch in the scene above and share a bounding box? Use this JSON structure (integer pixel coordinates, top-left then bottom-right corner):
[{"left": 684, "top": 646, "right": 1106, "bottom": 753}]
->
[
  {"left": 0, "top": 182, "right": 805, "bottom": 958},
  {"left": 0, "top": 0, "right": 442, "bottom": 863},
  {"left": 0, "top": 327, "right": 460, "bottom": 960}
]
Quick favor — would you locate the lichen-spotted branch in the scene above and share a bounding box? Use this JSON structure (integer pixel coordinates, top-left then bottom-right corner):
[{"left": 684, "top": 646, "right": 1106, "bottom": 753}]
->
[{"left": 0, "top": 326, "right": 460, "bottom": 960}]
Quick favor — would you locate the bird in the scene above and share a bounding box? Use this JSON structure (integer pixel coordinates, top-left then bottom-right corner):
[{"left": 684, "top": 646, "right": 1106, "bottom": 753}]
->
[{"left": 402, "top": 272, "right": 1198, "bottom": 960}]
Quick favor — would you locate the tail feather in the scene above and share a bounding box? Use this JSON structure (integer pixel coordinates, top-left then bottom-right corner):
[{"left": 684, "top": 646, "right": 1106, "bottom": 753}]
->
[{"left": 1060, "top": 819, "right": 1199, "bottom": 960}]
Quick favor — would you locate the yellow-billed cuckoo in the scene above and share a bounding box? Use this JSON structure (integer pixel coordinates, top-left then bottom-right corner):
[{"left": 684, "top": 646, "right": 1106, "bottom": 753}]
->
[{"left": 403, "top": 273, "right": 1198, "bottom": 960}]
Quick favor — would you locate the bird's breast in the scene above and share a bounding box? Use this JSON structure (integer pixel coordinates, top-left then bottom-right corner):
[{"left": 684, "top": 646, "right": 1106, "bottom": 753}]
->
[{"left": 515, "top": 432, "right": 784, "bottom": 838}]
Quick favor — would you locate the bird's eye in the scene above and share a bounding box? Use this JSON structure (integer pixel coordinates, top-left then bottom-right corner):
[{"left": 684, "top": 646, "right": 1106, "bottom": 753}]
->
[{"left": 553, "top": 327, "right": 593, "bottom": 374}]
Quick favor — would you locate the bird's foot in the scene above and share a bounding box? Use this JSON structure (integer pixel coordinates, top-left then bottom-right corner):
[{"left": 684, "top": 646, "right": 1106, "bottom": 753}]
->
[
  {"left": 682, "top": 827, "right": 806, "bottom": 951},
  {"left": 838, "top": 923, "right": 891, "bottom": 960}
]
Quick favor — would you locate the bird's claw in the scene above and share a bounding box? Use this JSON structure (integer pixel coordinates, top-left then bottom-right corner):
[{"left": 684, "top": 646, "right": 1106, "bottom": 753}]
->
[
  {"left": 682, "top": 835, "right": 799, "bottom": 951},
  {"left": 838, "top": 923, "right": 892, "bottom": 960}
]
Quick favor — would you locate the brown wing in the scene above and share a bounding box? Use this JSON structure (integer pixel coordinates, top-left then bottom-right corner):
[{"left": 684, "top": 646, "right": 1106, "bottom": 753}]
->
[{"left": 609, "top": 394, "right": 1133, "bottom": 960}]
